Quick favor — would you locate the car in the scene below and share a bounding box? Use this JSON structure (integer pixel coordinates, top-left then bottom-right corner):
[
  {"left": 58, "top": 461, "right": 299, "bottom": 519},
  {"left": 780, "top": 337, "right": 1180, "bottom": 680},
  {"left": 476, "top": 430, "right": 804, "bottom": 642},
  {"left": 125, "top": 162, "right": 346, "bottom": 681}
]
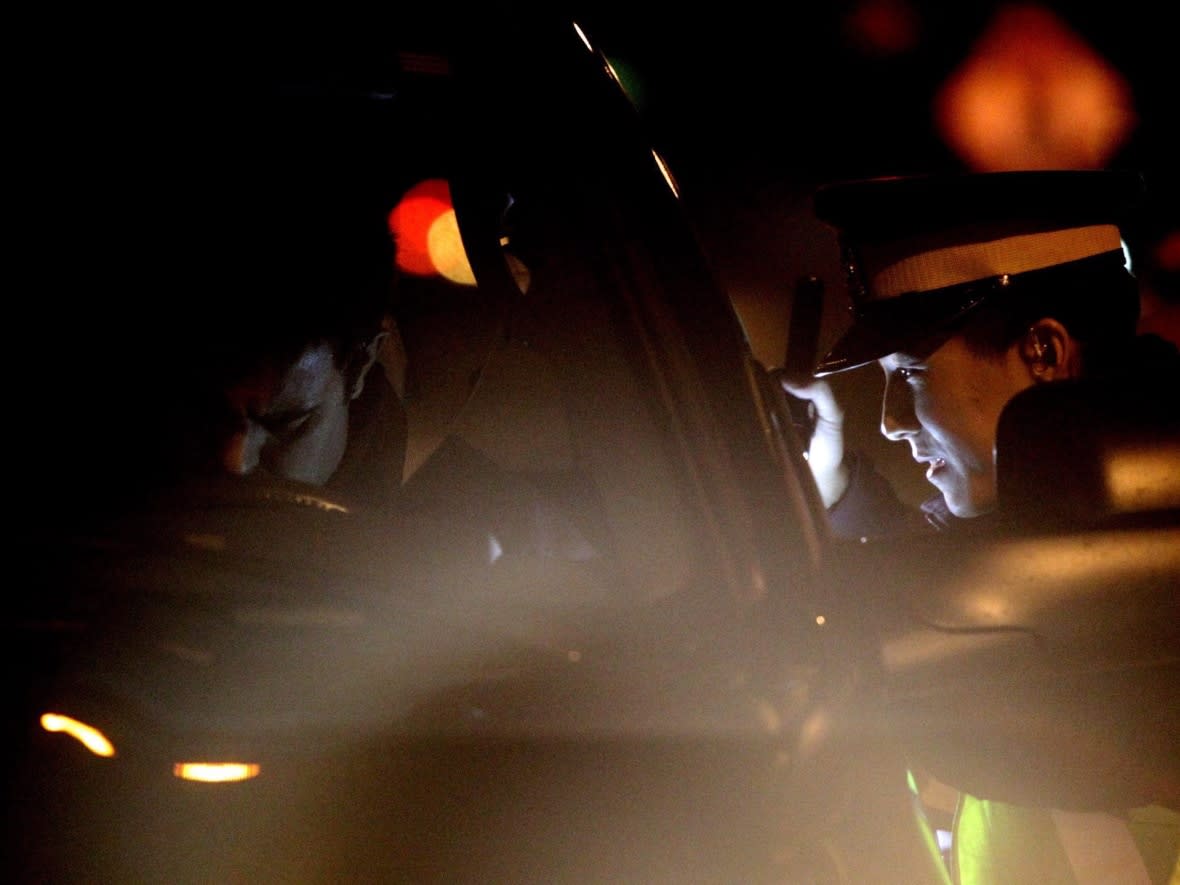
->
[{"left": 6, "top": 9, "right": 1177, "bottom": 883}]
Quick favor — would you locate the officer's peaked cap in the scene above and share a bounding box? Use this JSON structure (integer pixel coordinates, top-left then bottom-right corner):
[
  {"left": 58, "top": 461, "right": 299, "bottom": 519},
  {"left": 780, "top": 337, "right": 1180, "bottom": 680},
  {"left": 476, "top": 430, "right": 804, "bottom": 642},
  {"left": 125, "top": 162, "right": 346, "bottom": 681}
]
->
[{"left": 812, "top": 169, "right": 1145, "bottom": 375}]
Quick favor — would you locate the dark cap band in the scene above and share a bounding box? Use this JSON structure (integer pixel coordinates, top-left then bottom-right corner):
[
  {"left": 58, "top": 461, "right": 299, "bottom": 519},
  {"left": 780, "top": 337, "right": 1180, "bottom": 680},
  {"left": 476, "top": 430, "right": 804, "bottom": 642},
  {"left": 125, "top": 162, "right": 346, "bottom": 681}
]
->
[{"left": 815, "top": 249, "right": 1131, "bottom": 375}]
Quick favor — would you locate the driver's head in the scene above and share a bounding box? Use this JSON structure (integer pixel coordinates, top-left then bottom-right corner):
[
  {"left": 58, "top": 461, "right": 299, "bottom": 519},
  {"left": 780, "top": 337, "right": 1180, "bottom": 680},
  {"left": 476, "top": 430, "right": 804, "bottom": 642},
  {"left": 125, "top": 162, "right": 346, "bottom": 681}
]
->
[
  {"left": 196, "top": 189, "right": 399, "bottom": 486},
  {"left": 218, "top": 340, "right": 376, "bottom": 485},
  {"left": 813, "top": 170, "right": 1143, "bottom": 517}
]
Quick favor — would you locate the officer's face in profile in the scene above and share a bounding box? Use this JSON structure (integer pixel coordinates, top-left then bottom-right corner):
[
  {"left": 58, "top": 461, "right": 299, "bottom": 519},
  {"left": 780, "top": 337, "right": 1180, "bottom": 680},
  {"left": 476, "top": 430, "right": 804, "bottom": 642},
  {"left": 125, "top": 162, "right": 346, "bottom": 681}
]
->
[
  {"left": 220, "top": 343, "right": 352, "bottom": 486},
  {"left": 878, "top": 333, "right": 1032, "bottom": 517}
]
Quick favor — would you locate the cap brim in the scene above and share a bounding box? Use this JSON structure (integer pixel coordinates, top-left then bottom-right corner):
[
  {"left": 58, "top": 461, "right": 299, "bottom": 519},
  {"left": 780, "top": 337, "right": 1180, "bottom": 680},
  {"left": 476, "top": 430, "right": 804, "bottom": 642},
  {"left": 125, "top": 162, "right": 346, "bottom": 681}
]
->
[{"left": 814, "top": 285, "right": 992, "bottom": 376}]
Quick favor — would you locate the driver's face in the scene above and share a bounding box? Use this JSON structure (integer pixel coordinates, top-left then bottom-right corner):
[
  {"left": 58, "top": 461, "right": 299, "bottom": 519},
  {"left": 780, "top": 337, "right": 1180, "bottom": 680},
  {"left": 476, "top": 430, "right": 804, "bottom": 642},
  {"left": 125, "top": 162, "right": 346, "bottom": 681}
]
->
[
  {"left": 878, "top": 333, "right": 1031, "bottom": 518},
  {"left": 221, "top": 343, "right": 350, "bottom": 486}
]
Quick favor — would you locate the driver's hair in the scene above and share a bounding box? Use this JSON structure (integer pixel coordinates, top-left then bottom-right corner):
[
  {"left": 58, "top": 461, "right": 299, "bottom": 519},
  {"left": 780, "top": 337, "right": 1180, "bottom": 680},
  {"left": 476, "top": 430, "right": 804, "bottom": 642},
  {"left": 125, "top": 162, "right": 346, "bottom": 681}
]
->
[{"left": 203, "top": 193, "right": 399, "bottom": 388}]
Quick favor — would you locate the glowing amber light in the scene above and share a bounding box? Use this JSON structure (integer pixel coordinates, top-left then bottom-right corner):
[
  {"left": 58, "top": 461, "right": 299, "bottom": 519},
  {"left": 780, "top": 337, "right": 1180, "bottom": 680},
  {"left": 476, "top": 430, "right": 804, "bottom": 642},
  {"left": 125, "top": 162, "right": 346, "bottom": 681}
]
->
[
  {"left": 426, "top": 209, "right": 477, "bottom": 285},
  {"left": 1103, "top": 446, "right": 1180, "bottom": 513},
  {"left": 173, "top": 762, "right": 261, "bottom": 783},
  {"left": 934, "top": 5, "right": 1135, "bottom": 171},
  {"left": 40, "top": 713, "right": 115, "bottom": 758}
]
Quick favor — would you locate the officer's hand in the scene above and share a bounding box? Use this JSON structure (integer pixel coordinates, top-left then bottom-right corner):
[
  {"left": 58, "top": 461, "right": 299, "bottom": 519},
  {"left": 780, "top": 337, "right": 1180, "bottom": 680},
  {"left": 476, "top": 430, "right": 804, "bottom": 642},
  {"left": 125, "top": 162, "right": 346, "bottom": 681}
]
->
[{"left": 780, "top": 376, "right": 850, "bottom": 508}]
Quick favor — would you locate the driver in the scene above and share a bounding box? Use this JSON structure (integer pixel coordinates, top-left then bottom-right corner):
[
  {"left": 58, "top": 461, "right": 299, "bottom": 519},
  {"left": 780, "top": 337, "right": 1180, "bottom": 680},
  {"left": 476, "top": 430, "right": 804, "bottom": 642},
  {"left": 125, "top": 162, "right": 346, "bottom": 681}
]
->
[
  {"left": 181, "top": 185, "right": 408, "bottom": 507},
  {"left": 184, "top": 179, "right": 599, "bottom": 565}
]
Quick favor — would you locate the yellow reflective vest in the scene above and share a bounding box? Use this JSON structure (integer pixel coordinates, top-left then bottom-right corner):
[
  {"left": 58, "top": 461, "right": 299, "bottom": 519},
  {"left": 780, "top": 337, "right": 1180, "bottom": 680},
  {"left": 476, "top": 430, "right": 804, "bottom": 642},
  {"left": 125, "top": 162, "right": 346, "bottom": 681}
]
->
[{"left": 952, "top": 795, "right": 1180, "bottom": 884}]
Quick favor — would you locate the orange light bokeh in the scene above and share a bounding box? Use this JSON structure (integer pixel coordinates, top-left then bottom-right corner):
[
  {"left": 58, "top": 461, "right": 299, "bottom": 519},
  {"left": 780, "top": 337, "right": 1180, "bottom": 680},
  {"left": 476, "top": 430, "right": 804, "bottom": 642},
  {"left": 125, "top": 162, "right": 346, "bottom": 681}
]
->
[{"left": 934, "top": 4, "right": 1136, "bottom": 171}]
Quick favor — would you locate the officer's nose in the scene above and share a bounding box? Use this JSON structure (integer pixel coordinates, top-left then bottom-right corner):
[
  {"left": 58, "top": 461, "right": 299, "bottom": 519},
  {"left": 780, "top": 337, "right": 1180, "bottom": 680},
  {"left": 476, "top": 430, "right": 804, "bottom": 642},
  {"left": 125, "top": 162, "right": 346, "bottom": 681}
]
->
[{"left": 880, "top": 374, "right": 919, "bottom": 441}]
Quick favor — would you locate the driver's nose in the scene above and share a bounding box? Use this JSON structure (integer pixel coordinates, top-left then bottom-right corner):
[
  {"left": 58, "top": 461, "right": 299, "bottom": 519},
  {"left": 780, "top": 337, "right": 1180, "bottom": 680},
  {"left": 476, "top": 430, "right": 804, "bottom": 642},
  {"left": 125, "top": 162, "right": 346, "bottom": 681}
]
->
[{"left": 222, "top": 421, "right": 266, "bottom": 476}]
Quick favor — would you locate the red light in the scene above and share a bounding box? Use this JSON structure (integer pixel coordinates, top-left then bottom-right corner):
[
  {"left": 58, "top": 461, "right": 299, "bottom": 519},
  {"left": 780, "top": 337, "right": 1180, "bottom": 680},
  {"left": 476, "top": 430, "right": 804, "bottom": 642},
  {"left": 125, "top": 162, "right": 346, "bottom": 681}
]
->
[{"left": 388, "top": 178, "right": 453, "bottom": 276}]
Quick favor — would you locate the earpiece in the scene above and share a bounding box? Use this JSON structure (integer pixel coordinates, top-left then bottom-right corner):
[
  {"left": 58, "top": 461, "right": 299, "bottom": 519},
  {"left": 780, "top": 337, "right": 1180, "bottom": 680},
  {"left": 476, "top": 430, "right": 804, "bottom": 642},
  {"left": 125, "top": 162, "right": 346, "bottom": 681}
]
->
[{"left": 1029, "top": 328, "right": 1056, "bottom": 367}]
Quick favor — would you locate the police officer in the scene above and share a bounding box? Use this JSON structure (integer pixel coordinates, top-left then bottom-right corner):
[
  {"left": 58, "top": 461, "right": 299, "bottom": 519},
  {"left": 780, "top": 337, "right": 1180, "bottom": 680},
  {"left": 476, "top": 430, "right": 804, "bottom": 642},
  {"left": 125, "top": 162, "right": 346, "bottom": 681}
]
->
[{"left": 784, "top": 169, "right": 1180, "bottom": 884}]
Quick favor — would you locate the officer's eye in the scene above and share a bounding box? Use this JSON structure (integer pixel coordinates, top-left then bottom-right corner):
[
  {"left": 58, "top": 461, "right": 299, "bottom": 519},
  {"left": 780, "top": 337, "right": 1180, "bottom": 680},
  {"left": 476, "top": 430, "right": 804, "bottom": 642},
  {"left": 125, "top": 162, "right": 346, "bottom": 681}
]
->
[{"left": 894, "top": 366, "right": 925, "bottom": 383}]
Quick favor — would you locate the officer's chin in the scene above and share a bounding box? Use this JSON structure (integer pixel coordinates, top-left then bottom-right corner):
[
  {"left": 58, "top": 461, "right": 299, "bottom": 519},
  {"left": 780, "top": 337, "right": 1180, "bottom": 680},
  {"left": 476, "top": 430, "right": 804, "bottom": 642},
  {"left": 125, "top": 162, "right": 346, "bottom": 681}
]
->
[{"left": 941, "top": 480, "right": 997, "bottom": 520}]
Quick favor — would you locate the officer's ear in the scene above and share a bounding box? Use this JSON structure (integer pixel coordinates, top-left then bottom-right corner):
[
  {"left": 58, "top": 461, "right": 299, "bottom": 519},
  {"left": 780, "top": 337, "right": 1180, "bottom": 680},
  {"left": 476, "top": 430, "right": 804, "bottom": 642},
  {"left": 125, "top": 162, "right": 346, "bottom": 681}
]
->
[{"left": 1019, "top": 318, "right": 1076, "bottom": 382}]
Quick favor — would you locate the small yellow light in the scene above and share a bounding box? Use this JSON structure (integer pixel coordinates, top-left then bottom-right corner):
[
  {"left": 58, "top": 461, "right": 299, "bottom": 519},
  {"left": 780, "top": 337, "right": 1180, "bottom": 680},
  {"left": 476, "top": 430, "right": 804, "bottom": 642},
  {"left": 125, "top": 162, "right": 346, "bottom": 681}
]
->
[
  {"left": 40, "top": 713, "right": 116, "bottom": 758},
  {"left": 572, "top": 22, "right": 593, "bottom": 53},
  {"left": 652, "top": 150, "right": 681, "bottom": 199},
  {"left": 173, "top": 762, "right": 261, "bottom": 783},
  {"left": 815, "top": 615, "right": 826, "bottom": 626}
]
